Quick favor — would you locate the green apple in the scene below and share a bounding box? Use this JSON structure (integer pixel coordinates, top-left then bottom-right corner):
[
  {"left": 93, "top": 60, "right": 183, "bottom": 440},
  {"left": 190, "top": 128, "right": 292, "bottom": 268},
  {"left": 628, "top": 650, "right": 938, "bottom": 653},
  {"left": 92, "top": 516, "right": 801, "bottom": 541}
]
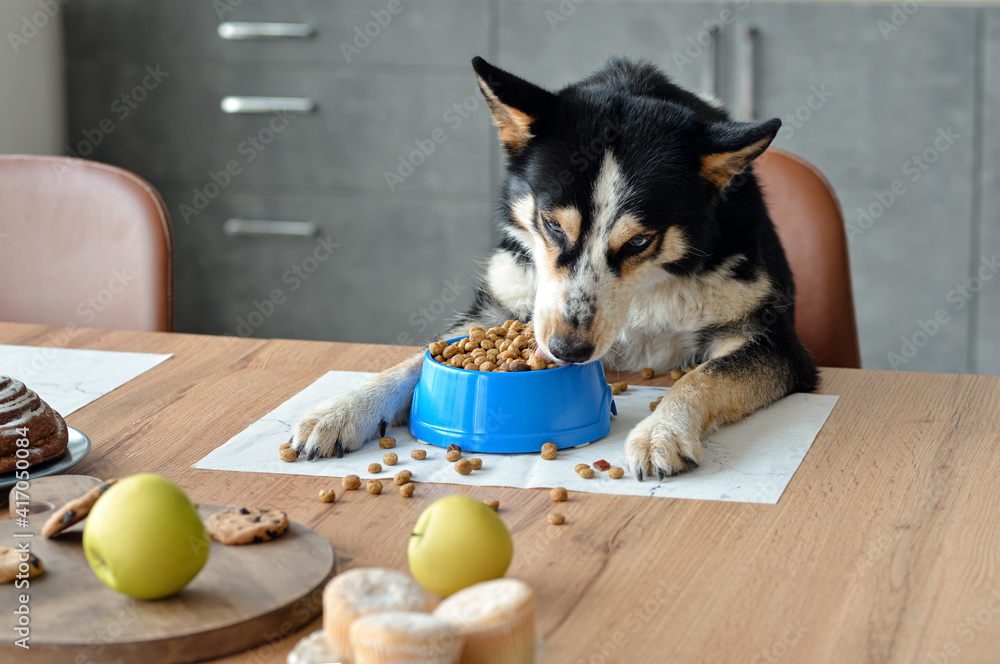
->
[
  {"left": 83, "top": 473, "right": 210, "bottom": 600},
  {"left": 408, "top": 495, "right": 513, "bottom": 597}
]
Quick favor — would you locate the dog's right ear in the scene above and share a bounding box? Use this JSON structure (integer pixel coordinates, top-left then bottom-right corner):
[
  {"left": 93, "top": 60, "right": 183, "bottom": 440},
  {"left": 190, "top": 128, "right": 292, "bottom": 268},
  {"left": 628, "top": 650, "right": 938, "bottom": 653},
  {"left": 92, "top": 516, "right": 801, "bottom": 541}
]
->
[{"left": 472, "top": 56, "right": 557, "bottom": 155}]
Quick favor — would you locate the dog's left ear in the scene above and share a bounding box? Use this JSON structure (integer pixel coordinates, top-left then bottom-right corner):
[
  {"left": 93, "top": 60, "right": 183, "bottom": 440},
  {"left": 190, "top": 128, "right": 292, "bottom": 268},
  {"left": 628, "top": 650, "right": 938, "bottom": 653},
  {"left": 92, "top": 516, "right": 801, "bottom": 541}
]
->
[
  {"left": 700, "top": 118, "right": 781, "bottom": 189},
  {"left": 472, "top": 56, "right": 557, "bottom": 155}
]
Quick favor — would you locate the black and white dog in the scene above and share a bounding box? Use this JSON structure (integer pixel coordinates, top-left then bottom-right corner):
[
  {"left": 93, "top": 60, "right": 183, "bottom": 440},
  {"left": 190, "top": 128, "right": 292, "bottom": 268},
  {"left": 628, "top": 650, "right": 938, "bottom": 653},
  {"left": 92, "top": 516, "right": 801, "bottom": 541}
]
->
[{"left": 290, "top": 56, "right": 818, "bottom": 480}]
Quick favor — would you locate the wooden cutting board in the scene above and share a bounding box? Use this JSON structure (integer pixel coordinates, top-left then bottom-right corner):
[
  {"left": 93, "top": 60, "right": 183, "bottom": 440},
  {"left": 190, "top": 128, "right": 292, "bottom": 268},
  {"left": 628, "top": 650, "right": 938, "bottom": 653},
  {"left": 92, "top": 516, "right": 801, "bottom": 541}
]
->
[{"left": 2, "top": 475, "right": 336, "bottom": 663}]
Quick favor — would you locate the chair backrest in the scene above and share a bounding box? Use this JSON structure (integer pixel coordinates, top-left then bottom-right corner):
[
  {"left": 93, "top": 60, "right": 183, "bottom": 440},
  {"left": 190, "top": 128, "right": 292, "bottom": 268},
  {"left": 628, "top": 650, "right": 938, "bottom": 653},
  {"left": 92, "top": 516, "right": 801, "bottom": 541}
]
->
[
  {"left": 0, "top": 155, "right": 172, "bottom": 332},
  {"left": 754, "top": 148, "right": 861, "bottom": 369}
]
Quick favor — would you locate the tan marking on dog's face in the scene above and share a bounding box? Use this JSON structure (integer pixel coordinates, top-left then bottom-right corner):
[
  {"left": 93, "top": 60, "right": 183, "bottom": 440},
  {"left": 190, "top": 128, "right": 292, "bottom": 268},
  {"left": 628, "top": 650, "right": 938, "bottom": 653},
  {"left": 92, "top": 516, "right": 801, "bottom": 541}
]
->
[
  {"left": 551, "top": 206, "right": 582, "bottom": 244},
  {"left": 700, "top": 135, "right": 773, "bottom": 188},
  {"left": 609, "top": 214, "right": 647, "bottom": 253},
  {"left": 657, "top": 226, "right": 688, "bottom": 264},
  {"left": 509, "top": 194, "right": 535, "bottom": 229},
  {"left": 476, "top": 74, "right": 535, "bottom": 153}
]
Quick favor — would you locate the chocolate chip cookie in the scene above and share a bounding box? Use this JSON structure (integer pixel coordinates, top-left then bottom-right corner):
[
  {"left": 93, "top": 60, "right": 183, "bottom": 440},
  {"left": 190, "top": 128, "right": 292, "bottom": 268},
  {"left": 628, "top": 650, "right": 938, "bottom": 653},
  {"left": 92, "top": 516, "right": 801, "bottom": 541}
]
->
[
  {"left": 205, "top": 507, "right": 290, "bottom": 545},
  {"left": 41, "top": 479, "right": 118, "bottom": 539},
  {"left": 0, "top": 547, "right": 44, "bottom": 583}
]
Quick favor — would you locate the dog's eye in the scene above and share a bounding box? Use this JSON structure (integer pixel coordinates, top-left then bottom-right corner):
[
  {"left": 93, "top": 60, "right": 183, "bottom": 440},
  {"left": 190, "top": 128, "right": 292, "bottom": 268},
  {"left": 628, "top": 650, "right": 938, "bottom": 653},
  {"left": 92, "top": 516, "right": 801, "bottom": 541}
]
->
[
  {"left": 627, "top": 235, "right": 652, "bottom": 249},
  {"left": 542, "top": 216, "right": 564, "bottom": 237}
]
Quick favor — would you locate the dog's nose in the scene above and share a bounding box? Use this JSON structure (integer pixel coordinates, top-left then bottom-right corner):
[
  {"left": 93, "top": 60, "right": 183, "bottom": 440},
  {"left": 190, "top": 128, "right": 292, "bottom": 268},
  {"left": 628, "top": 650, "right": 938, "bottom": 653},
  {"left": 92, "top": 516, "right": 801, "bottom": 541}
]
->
[{"left": 548, "top": 336, "right": 595, "bottom": 364}]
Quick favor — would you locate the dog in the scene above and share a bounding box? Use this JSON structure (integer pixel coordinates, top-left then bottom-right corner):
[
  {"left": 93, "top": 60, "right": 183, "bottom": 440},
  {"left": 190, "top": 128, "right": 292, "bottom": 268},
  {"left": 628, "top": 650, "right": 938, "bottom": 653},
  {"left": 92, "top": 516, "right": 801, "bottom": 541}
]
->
[{"left": 290, "top": 56, "right": 819, "bottom": 480}]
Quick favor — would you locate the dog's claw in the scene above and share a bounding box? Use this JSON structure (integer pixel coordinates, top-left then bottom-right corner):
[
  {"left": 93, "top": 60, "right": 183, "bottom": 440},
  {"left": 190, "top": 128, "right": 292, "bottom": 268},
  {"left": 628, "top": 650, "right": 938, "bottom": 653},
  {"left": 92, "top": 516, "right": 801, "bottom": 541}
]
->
[
  {"left": 656, "top": 468, "right": 665, "bottom": 481},
  {"left": 683, "top": 456, "right": 699, "bottom": 470},
  {"left": 334, "top": 439, "right": 344, "bottom": 459},
  {"left": 306, "top": 447, "right": 318, "bottom": 462},
  {"left": 636, "top": 467, "right": 644, "bottom": 482},
  {"left": 378, "top": 419, "right": 387, "bottom": 437}
]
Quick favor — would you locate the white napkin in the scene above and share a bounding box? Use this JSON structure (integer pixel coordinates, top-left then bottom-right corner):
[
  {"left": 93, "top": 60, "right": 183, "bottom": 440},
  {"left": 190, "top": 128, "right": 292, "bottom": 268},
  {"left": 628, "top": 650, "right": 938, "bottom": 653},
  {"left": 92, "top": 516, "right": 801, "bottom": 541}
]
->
[
  {"left": 194, "top": 371, "right": 838, "bottom": 504},
  {"left": 0, "top": 344, "right": 171, "bottom": 416}
]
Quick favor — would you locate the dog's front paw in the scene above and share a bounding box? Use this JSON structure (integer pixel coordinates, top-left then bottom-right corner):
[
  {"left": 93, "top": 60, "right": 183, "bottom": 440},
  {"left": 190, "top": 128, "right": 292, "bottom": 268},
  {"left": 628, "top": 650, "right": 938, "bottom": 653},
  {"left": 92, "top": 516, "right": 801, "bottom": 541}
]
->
[
  {"left": 291, "top": 391, "right": 390, "bottom": 461},
  {"left": 625, "top": 402, "right": 703, "bottom": 481}
]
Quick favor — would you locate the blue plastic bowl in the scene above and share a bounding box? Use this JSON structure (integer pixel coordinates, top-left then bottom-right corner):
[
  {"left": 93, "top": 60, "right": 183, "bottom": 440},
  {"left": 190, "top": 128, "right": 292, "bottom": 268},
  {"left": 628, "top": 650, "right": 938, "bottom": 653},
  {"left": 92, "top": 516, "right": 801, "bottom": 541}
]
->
[{"left": 408, "top": 337, "right": 615, "bottom": 453}]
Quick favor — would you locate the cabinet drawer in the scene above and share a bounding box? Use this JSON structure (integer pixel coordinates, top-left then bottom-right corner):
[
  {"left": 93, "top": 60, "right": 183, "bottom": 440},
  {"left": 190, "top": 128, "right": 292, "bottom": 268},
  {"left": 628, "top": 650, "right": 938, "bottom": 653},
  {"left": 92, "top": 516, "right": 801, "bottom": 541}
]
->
[
  {"left": 64, "top": 0, "right": 488, "bottom": 68},
  {"left": 67, "top": 62, "right": 491, "bottom": 196},
  {"left": 162, "top": 188, "right": 492, "bottom": 344}
]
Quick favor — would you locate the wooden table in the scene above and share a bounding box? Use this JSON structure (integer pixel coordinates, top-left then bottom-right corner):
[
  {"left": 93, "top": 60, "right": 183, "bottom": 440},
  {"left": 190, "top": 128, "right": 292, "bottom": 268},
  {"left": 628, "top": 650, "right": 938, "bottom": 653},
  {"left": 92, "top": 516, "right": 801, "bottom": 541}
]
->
[{"left": 2, "top": 321, "right": 999, "bottom": 664}]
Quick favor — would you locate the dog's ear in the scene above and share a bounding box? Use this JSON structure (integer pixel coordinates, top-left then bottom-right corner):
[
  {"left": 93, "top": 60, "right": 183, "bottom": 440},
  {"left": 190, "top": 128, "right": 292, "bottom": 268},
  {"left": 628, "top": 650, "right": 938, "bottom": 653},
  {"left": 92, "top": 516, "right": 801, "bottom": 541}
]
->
[
  {"left": 700, "top": 118, "right": 781, "bottom": 189},
  {"left": 472, "top": 56, "right": 556, "bottom": 155}
]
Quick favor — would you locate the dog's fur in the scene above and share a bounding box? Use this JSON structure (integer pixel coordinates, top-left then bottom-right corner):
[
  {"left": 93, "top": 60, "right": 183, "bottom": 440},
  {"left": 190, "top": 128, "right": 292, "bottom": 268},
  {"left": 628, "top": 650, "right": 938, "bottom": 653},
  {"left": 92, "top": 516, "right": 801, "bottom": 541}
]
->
[{"left": 292, "top": 56, "right": 819, "bottom": 479}]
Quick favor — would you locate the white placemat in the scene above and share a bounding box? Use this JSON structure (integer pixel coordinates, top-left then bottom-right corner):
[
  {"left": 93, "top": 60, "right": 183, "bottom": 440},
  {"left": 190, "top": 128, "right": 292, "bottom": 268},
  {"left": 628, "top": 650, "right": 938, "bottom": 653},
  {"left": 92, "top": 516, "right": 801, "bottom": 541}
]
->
[
  {"left": 0, "top": 344, "right": 172, "bottom": 416},
  {"left": 194, "top": 371, "right": 839, "bottom": 504}
]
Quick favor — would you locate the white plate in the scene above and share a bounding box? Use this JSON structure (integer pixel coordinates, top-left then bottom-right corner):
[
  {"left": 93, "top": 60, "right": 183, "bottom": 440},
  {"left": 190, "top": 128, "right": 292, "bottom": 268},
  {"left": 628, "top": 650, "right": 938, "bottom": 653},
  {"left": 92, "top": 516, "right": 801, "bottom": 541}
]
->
[{"left": 0, "top": 426, "right": 91, "bottom": 492}]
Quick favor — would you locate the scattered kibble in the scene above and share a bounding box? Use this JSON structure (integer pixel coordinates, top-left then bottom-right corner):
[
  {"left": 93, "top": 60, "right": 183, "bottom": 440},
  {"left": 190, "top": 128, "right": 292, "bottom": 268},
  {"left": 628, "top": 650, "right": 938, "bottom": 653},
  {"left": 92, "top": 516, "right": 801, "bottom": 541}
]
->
[
  {"left": 399, "top": 483, "right": 415, "bottom": 498},
  {"left": 280, "top": 441, "right": 292, "bottom": 450},
  {"left": 368, "top": 463, "right": 382, "bottom": 474},
  {"left": 578, "top": 468, "right": 595, "bottom": 479},
  {"left": 485, "top": 499, "right": 500, "bottom": 511},
  {"left": 609, "top": 381, "right": 628, "bottom": 395},
  {"left": 394, "top": 470, "right": 412, "bottom": 485},
  {"left": 446, "top": 449, "right": 462, "bottom": 462},
  {"left": 685, "top": 365, "right": 697, "bottom": 373},
  {"left": 649, "top": 396, "right": 664, "bottom": 411},
  {"left": 608, "top": 467, "right": 625, "bottom": 479},
  {"left": 342, "top": 474, "right": 361, "bottom": 490},
  {"left": 469, "top": 458, "right": 483, "bottom": 470},
  {"left": 455, "top": 459, "right": 473, "bottom": 475},
  {"left": 550, "top": 487, "right": 568, "bottom": 502},
  {"left": 367, "top": 479, "right": 383, "bottom": 495},
  {"left": 280, "top": 447, "right": 297, "bottom": 462},
  {"left": 548, "top": 512, "right": 566, "bottom": 525},
  {"left": 541, "top": 442, "right": 557, "bottom": 460},
  {"left": 411, "top": 449, "right": 427, "bottom": 460},
  {"left": 593, "top": 459, "right": 611, "bottom": 472},
  {"left": 318, "top": 488, "right": 336, "bottom": 503},
  {"left": 383, "top": 452, "right": 398, "bottom": 466},
  {"left": 379, "top": 437, "right": 396, "bottom": 449},
  {"left": 641, "top": 368, "right": 655, "bottom": 379},
  {"left": 448, "top": 444, "right": 462, "bottom": 453},
  {"left": 574, "top": 463, "right": 590, "bottom": 473},
  {"left": 670, "top": 369, "right": 684, "bottom": 380}
]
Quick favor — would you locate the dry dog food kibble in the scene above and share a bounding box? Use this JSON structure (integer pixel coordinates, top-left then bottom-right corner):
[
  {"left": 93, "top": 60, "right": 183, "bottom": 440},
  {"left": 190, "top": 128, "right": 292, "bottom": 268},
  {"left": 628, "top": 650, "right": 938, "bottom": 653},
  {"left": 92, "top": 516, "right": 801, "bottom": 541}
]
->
[
  {"left": 548, "top": 512, "right": 566, "bottom": 525},
  {"left": 485, "top": 499, "right": 500, "bottom": 511},
  {"left": 641, "top": 368, "right": 655, "bottom": 379},
  {"left": 280, "top": 441, "right": 292, "bottom": 450},
  {"left": 446, "top": 449, "right": 462, "bottom": 462},
  {"left": 670, "top": 369, "right": 684, "bottom": 380},
  {"left": 280, "top": 447, "right": 297, "bottom": 462},
  {"left": 540, "top": 442, "right": 557, "bottom": 460},
  {"left": 550, "top": 487, "right": 568, "bottom": 502},
  {"left": 342, "top": 475, "right": 361, "bottom": 490},
  {"left": 411, "top": 449, "right": 427, "bottom": 460},
  {"left": 455, "top": 459, "right": 473, "bottom": 475},
  {"left": 399, "top": 483, "right": 415, "bottom": 498},
  {"left": 367, "top": 479, "right": 382, "bottom": 495},
  {"left": 368, "top": 463, "right": 382, "bottom": 474},
  {"left": 649, "top": 396, "right": 664, "bottom": 411},
  {"left": 609, "top": 381, "right": 628, "bottom": 395},
  {"left": 608, "top": 467, "right": 625, "bottom": 479},
  {"left": 394, "top": 470, "right": 412, "bottom": 485},
  {"left": 428, "top": 321, "right": 556, "bottom": 372},
  {"left": 578, "top": 468, "right": 595, "bottom": 479},
  {"left": 379, "top": 437, "right": 396, "bottom": 449},
  {"left": 469, "top": 458, "right": 483, "bottom": 470},
  {"left": 319, "top": 488, "right": 336, "bottom": 503},
  {"left": 574, "top": 463, "right": 590, "bottom": 473},
  {"left": 383, "top": 453, "right": 398, "bottom": 466},
  {"left": 593, "top": 459, "right": 611, "bottom": 471}
]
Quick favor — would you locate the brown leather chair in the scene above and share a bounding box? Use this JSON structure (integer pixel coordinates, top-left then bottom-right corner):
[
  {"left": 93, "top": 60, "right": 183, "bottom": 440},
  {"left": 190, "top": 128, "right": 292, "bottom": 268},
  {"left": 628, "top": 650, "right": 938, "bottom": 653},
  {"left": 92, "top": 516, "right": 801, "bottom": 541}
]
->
[
  {"left": 754, "top": 148, "right": 861, "bottom": 369},
  {"left": 0, "top": 155, "right": 172, "bottom": 332}
]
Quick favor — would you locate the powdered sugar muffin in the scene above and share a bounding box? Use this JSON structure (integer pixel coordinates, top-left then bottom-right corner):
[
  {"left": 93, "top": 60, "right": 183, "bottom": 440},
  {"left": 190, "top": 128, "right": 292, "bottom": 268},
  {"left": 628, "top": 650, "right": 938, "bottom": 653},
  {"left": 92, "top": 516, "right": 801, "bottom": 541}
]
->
[
  {"left": 350, "top": 611, "right": 463, "bottom": 664},
  {"left": 433, "top": 579, "right": 535, "bottom": 664},
  {"left": 323, "top": 568, "right": 436, "bottom": 656}
]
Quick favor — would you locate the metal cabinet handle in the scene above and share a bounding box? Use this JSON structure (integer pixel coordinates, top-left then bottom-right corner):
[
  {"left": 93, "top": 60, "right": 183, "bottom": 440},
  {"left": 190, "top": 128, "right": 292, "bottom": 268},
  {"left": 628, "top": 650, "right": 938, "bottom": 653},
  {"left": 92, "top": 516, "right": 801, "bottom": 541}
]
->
[
  {"left": 223, "top": 219, "right": 319, "bottom": 238},
  {"left": 217, "top": 22, "right": 315, "bottom": 40},
  {"left": 738, "top": 25, "right": 759, "bottom": 121},
  {"left": 701, "top": 25, "right": 721, "bottom": 101},
  {"left": 220, "top": 96, "right": 316, "bottom": 114}
]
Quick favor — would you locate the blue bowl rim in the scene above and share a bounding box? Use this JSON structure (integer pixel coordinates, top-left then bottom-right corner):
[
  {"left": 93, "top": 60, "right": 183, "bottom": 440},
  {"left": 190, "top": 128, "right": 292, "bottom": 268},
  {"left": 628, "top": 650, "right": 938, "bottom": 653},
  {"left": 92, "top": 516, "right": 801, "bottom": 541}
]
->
[{"left": 425, "top": 335, "right": 579, "bottom": 375}]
